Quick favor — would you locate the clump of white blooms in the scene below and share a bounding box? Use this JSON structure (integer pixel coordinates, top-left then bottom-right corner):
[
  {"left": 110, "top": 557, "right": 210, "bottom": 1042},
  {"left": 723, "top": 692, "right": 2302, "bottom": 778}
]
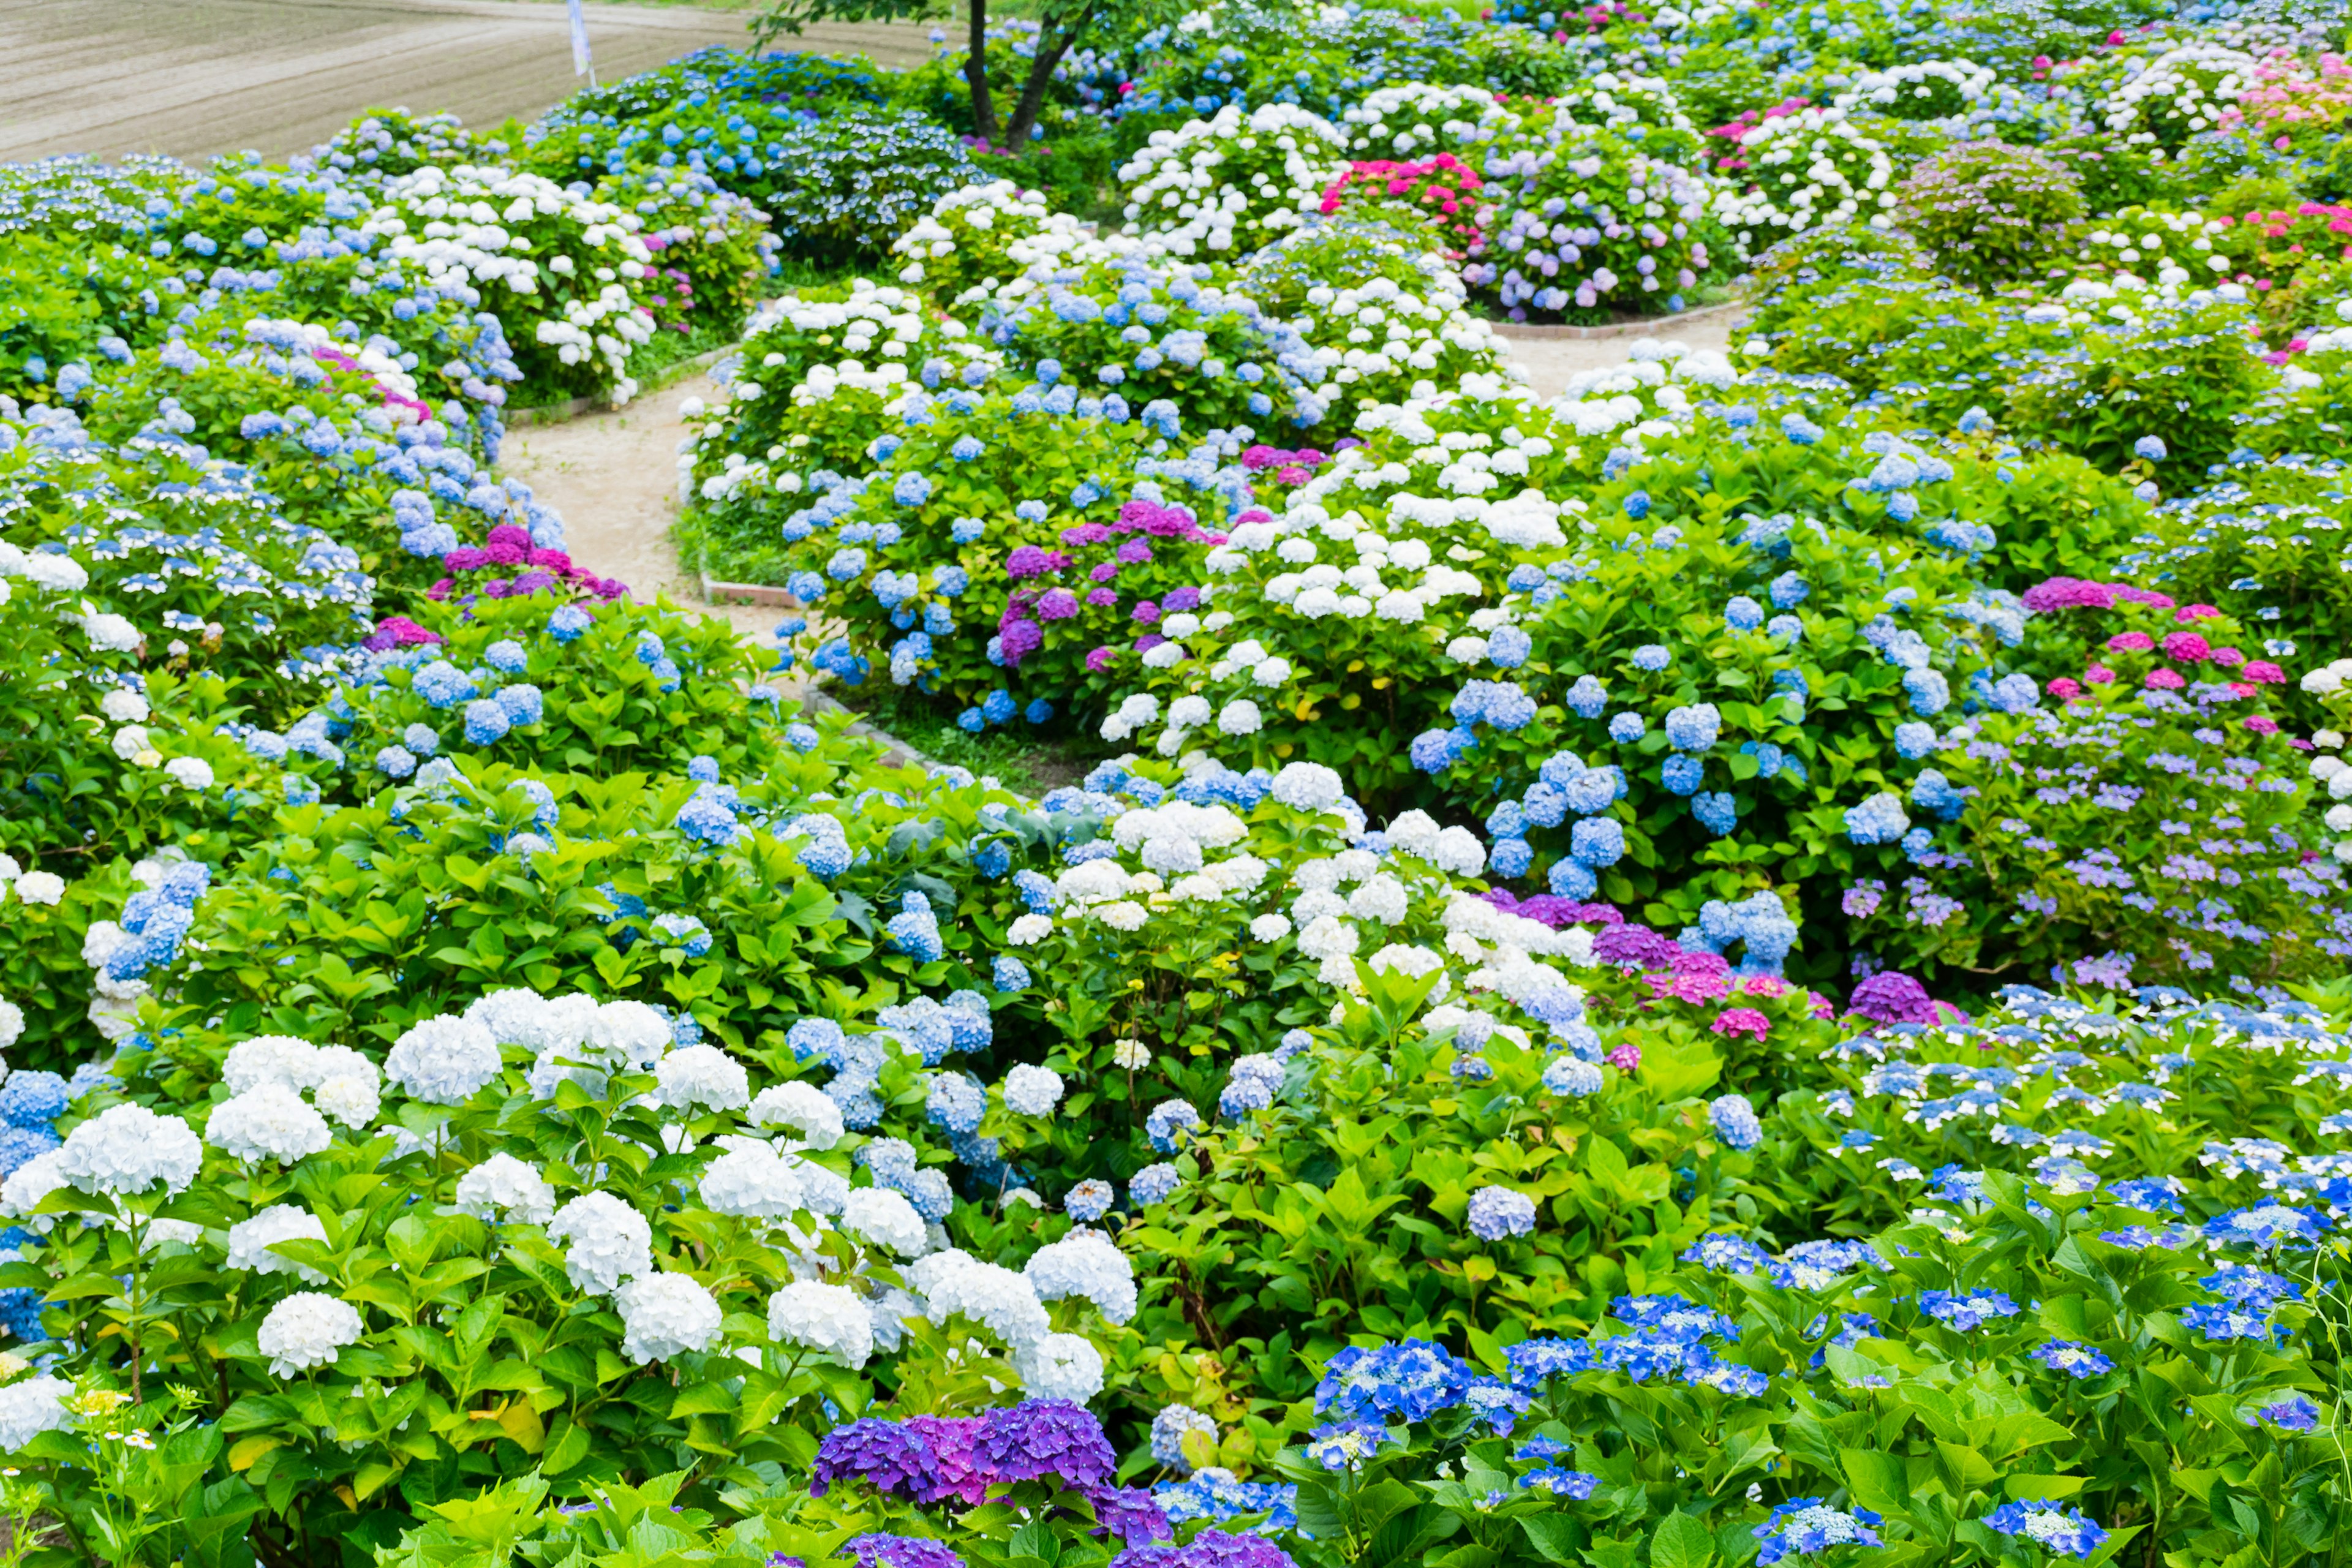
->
[
  {"left": 767, "top": 1280, "right": 874, "bottom": 1368},
  {"left": 205, "top": 1082, "right": 334, "bottom": 1165},
  {"left": 613, "top": 1273, "right": 725, "bottom": 1363},
  {"left": 0, "top": 1152, "right": 67, "bottom": 1231},
  {"left": 0, "top": 1378, "right": 77, "bottom": 1452},
  {"left": 1711, "top": 105, "right": 1896, "bottom": 247},
  {"left": 1017, "top": 1332, "right": 1107, "bottom": 1402},
  {"left": 384, "top": 1014, "right": 502, "bottom": 1104},
  {"left": 749, "top": 1080, "right": 845, "bottom": 1148},
  {"left": 843, "top": 1186, "right": 928, "bottom": 1256},
  {"left": 1339, "top": 82, "right": 1517, "bottom": 156},
  {"left": 892, "top": 179, "right": 1088, "bottom": 295},
  {"left": 1119, "top": 103, "right": 1350, "bottom": 254},
  {"left": 698, "top": 1141, "right": 809, "bottom": 1218},
  {"left": 371, "top": 164, "right": 655, "bottom": 402},
  {"left": 57, "top": 1103, "right": 203, "bottom": 1197},
  {"left": 258, "top": 1291, "right": 364, "bottom": 1376},
  {"left": 655, "top": 1043, "right": 750, "bottom": 1114},
  {"left": 1024, "top": 1227, "right": 1139, "bottom": 1324},
  {"left": 226, "top": 1204, "right": 330, "bottom": 1281},
  {"left": 911, "top": 1250, "right": 1052, "bottom": 1349},
  {"left": 221, "top": 1035, "right": 381, "bottom": 1128},
  {"left": 1002, "top": 1063, "right": 1065, "bottom": 1117},
  {"left": 545, "top": 1191, "right": 652, "bottom": 1294},
  {"left": 454, "top": 1153, "right": 557, "bottom": 1224}
]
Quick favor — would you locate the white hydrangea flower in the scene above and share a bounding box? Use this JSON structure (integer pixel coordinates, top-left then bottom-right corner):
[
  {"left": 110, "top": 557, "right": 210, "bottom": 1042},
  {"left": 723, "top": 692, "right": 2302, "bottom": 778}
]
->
[
  {"left": 919, "top": 1255, "right": 1050, "bottom": 1349},
  {"left": 454, "top": 1153, "right": 557, "bottom": 1225},
  {"left": 467, "top": 989, "right": 600, "bottom": 1055},
  {"left": 311, "top": 1047, "right": 382, "bottom": 1128},
  {"left": 258, "top": 1292, "right": 364, "bottom": 1376},
  {"left": 545, "top": 1191, "right": 652, "bottom": 1294},
  {"left": 1017, "top": 1332, "right": 1106, "bottom": 1402},
  {"left": 1023, "top": 1226, "right": 1137, "bottom": 1324},
  {"left": 58, "top": 1104, "right": 202, "bottom": 1197},
  {"left": 0, "top": 1377, "right": 76, "bottom": 1451},
  {"left": 206, "top": 1083, "right": 334, "bottom": 1165},
  {"left": 1006, "top": 913, "right": 1055, "bottom": 945},
  {"left": 655, "top": 1044, "right": 750, "bottom": 1114},
  {"left": 224, "top": 1035, "right": 320, "bottom": 1093},
  {"left": 614, "top": 1272, "right": 724, "bottom": 1363},
  {"left": 782, "top": 1153, "right": 851, "bottom": 1216},
  {"left": 0, "top": 1151, "right": 67, "bottom": 1231},
  {"left": 748, "top": 1081, "right": 844, "bottom": 1149},
  {"left": 843, "top": 1186, "right": 927, "bottom": 1256},
  {"left": 699, "top": 1144, "right": 807, "bottom": 1219},
  {"left": 0, "top": 1001, "right": 21, "bottom": 1053},
  {"left": 587, "top": 1001, "right": 672, "bottom": 1071},
  {"left": 1269, "top": 762, "right": 1344, "bottom": 812},
  {"left": 384, "top": 1016, "right": 502, "bottom": 1104},
  {"left": 1002, "top": 1064, "right": 1064, "bottom": 1117},
  {"left": 767, "top": 1280, "right": 873, "bottom": 1368},
  {"left": 226, "top": 1204, "right": 329, "bottom": 1281}
]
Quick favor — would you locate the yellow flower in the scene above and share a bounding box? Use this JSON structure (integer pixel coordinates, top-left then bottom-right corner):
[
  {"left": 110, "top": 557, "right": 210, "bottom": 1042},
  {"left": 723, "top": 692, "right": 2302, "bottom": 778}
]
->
[{"left": 66, "top": 1389, "right": 131, "bottom": 1417}]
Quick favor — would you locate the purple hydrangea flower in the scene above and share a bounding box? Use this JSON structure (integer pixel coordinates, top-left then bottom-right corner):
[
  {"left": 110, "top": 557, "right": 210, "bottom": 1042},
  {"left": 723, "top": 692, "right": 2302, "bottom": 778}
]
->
[{"left": 974, "top": 1400, "right": 1117, "bottom": 1490}]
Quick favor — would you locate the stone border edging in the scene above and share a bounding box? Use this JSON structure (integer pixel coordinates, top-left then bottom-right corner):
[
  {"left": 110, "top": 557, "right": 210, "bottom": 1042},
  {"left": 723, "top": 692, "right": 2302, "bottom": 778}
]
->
[
  {"left": 1488, "top": 297, "right": 1750, "bottom": 341},
  {"left": 801, "top": 687, "right": 941, "bottom": 776},
  {"left": 701, "top": 572, "right": 799, "bottom": 608},
  {"left": 505, "top": 344, "right": 733, "bottom": 428}
]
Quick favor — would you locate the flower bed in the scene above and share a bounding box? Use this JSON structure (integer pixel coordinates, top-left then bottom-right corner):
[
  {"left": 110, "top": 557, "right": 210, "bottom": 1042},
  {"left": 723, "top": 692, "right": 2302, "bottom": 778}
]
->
[{"left": 7, "top": 7, "right": 2352, "bottom": 1568}]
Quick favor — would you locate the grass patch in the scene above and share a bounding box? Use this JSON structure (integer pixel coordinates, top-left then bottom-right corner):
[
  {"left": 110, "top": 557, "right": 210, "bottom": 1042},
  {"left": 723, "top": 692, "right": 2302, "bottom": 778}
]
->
[{"left": 831, "top": 680, "right": 1108, "bottom": 797}]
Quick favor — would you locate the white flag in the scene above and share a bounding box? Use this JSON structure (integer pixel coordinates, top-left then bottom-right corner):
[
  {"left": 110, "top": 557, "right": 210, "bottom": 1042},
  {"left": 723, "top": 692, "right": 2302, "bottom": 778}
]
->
[{"left": 567, "top": 0, "right": 594, "bottom": 79}]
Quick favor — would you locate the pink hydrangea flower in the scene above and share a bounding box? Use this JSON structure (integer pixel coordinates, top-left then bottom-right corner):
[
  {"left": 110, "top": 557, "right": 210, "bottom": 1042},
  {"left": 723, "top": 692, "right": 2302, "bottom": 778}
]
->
[
  {"left": 1711, "top": 1008, "right": 1770, "bottom": 1041},
  {"left": 2161, "top": 632, "right": 2211, "bottom": 662}
]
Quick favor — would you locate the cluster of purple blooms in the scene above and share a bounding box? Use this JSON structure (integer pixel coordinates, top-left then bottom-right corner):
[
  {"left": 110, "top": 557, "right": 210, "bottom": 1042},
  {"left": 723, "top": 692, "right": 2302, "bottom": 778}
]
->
[{"left": 812, "top": 1402, "right": 1297, "bottom": 1568}]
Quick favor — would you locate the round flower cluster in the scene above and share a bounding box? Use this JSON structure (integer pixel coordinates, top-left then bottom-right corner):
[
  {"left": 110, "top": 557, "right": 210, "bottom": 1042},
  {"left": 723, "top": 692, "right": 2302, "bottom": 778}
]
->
[
  {"left": 1465, "top": 126, "right": 1716, "bottom": 319},
  {"left": 891, "top": 180, "right": 1088, "bottom": 304},
  {"left": 1709, "top": 104, "right": 1896, "bottom": 249},
  {"left": 1118, "top": 103, "right": 1351, "bottom": 254},
  {"left": 367, "top": 164, "right": 657, "bottom": 401}
]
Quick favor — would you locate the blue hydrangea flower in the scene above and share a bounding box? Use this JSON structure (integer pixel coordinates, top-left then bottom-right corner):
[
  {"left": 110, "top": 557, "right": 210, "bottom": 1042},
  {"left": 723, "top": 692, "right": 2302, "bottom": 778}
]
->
[{"left": 1708, "top": 1094, "right": 1762, "bottom": 1151}]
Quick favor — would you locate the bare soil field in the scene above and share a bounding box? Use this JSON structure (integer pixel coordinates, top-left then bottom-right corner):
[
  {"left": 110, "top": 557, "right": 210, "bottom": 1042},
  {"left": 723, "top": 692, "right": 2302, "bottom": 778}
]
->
[{"left": 0, "top": 0, "right": 932, "bottom": 164}]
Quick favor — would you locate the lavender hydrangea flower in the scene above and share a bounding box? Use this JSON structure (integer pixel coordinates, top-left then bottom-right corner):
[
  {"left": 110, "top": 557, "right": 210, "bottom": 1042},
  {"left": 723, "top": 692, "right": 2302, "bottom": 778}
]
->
[
  {"left": 1466, "top": 1186, "right": 1537, "bottom": 1241},
  {"left": 973, "top": 1400, "right": 1117, "bottom": 1490}
]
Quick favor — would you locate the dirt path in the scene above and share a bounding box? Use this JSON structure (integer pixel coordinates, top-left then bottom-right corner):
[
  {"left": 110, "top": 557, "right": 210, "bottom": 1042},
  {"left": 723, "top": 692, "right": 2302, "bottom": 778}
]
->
[{"left": 0, "top": 0, "right": 933, "bottom": 164}]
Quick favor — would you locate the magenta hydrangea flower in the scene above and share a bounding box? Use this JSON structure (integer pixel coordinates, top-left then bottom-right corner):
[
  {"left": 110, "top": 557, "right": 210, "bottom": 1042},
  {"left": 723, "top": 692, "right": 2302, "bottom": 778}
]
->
[{"left": 906, "top": 1415, "right": 987, "bottom": 1506}]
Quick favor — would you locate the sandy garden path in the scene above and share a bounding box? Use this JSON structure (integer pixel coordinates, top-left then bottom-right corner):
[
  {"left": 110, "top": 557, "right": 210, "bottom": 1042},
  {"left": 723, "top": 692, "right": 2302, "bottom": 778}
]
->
[{"left": 0, "top": 0, "right": 932, "bottom": 164}]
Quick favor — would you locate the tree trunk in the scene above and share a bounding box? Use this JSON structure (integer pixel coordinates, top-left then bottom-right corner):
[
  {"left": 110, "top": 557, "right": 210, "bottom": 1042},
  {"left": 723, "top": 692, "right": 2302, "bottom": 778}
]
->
[
  {"left": 1001, "top": 6, "right": 1093, "bottom": 146},
  {"left": 964, "top": 0, "right": 998, "bottom": 146}
]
